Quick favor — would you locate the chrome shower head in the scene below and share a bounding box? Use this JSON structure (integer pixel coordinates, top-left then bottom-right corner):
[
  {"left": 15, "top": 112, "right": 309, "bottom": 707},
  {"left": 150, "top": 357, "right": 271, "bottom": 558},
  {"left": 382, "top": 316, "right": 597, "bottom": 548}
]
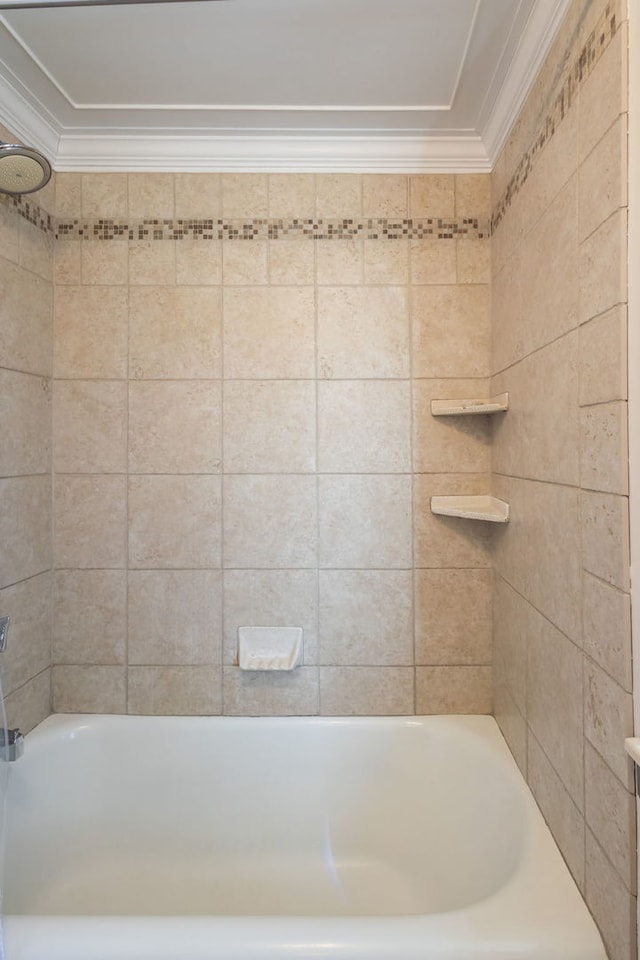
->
[{"left": 0, "top": 143, "right": 51, "bottom": 196}]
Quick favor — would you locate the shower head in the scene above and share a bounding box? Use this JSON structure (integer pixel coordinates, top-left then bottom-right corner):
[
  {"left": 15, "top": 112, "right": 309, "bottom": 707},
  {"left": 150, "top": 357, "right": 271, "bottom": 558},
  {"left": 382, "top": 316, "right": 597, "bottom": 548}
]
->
[{"left": 0, "top": 143, "right": 51, "bottom": 196}]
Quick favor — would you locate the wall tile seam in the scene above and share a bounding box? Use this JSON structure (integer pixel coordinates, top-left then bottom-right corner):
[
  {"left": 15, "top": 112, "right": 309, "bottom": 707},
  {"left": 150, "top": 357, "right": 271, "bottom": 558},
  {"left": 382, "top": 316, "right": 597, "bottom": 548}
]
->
[
  {"left": 577, "top": 106, "right": 628, "bottom": 176},
  {"left": 490, "top": 568, "right": 586, "bottom": 654},
  {"left": 527, "top": 723, "right": 587, "bottom": 821},
  {"left": 0, "top": 469, "right": 51, "bottom": 481},
  {"left": 489, "top": 325, "right": 583, "bottom": 379},
  {"left": 3, "top": 663, "right": 50, "bottom": 699},
  {"left": 579, "top": 394, "right": 629, "bottom": 410},
  {"left": 491, "top": 2, "right": 620, "bottom": 233},
  {"left": 585, "top": 823, "right": 638, "bottom": 900},
  {"left": 490, "top": 471, "right": 586, "bottom": 492},
  {"left": 583, "top": 696, "right": 635, "bottom": 791},
  {"left": 0, "top": 367, "right": 52, "bottom": 384},
  {"left": 577, "top": 200, "right": 629, "bottom": 254}
]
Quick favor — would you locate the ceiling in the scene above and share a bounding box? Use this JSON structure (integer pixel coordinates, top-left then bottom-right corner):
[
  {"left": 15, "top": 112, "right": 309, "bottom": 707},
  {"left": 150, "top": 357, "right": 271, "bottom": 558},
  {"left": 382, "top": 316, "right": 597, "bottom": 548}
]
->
[{"left": 0, "top": 0, "right": 571, "bottom": 172}]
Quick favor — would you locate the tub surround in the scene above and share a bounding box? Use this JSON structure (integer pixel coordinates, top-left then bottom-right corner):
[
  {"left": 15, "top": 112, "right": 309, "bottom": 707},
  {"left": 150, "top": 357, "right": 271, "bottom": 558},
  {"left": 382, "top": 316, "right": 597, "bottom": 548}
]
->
[
  {"left": 0, "top": 1, "right": 634, "bottom": 956},
  {"left": 491, "top": 0, "right": 634, "bottom": 957},
  {"left": 0, "top": 120, "right": 54, "bottom": 735},
  {"left": 49, "top": 170, "right": 493, "bottom": 720}
]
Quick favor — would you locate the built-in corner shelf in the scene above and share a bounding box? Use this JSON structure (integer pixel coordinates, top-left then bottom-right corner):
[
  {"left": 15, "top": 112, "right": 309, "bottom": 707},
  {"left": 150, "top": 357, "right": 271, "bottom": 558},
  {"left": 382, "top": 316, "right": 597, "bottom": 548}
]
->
[
  {"left": 430, "top": 495, "right": 510, "bottom": 523},
  {"left": 430, "top": 392, "right": 509, "bottom": 417}
]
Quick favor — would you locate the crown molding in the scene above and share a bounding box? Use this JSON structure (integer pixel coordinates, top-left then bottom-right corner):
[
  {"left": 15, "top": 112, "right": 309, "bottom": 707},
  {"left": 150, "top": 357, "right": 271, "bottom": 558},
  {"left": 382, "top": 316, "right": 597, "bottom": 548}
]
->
[
  {"left": 481, "top": 0, "right": 572, "bottom": 164},
  {"left": 53, "top": 133, "right": 491, "bottom": 173},
  {"left": 0, "top": 0, "right": 571, "bottom": 174},
  {"left": 0, "top": 62, "right": 60, "bottom": 156}
]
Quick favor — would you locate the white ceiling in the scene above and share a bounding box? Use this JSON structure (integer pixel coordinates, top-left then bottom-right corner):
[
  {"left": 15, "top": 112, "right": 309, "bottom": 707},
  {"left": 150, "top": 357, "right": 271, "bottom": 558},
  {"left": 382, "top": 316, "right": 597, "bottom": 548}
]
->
[{"left": 0, "top": 0, "right": 571, "bottom": 172}]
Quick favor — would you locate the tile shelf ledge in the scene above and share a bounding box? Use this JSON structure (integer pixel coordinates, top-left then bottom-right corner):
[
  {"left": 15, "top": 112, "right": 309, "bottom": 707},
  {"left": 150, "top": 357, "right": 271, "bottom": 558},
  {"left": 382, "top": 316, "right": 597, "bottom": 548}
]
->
[
  {"left": 430, "top": 392, "right": 509, "bottom": 416},
  {"left": 430, "top": 495, "right": 510, "bottom": 523}
]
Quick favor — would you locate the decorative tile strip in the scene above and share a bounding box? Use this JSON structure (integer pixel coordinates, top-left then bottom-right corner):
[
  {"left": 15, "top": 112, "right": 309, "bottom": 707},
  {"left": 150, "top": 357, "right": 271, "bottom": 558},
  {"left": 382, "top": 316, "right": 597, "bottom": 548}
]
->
[
  {"left": 492, "top": 0, "right": 619, "bottom": 231},
  {"left": 2, "top": 193, "right": 54, "bottom": 235},
  {"left": 54, "top": 216, "right": 490, "bottom": 242}
]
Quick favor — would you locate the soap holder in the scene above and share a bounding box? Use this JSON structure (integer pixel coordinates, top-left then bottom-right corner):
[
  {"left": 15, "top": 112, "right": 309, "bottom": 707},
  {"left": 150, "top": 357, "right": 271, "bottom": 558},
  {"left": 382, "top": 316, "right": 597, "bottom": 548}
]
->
[{"left": 238, "top": 627, "right": 303, "bottom": 671}]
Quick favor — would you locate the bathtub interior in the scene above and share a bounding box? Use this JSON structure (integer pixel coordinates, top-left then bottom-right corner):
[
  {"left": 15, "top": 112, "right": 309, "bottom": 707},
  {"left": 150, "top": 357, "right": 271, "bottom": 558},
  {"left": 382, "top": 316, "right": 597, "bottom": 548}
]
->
[{"left": 5, "top": 715, "right": 526, "bottom": 919}]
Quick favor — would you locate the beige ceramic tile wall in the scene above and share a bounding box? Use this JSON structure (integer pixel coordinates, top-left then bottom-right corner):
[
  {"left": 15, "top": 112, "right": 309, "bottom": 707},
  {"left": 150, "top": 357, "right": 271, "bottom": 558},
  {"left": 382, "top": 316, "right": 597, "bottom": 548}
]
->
[
  {"left": 491, "top": 2, "right": 634, "bottom": 958},
  {"left": 51, "top": 171, "right": 492, "bottom": 717},
  {"left": 0, "top": 138, "right": 55, "bottom": 733}
]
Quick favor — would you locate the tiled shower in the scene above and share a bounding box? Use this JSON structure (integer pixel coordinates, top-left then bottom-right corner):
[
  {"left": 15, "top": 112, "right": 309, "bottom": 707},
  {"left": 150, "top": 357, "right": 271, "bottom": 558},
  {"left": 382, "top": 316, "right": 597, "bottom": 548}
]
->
[{"left": 0, "top": 0, "right": 635, "bottom": 957}]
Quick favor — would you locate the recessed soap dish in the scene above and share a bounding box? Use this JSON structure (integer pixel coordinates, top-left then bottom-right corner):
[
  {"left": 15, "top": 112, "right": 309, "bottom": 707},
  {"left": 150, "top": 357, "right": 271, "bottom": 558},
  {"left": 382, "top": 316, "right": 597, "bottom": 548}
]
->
[{"left": 238, "top": 627, "right": 302, "bottom": 671}]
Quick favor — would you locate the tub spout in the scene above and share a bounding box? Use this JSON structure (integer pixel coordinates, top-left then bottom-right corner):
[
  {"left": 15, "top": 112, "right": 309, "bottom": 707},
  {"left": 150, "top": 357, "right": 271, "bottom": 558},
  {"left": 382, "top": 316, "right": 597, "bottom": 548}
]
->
[{"left": 0, "top": 728, "right": 24, "bottom": 761}]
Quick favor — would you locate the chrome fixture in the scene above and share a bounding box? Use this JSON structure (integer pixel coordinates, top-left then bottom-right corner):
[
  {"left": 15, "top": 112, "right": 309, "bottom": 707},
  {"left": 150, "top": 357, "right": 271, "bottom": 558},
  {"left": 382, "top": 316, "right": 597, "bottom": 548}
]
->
[
  {"left": 0, "top": 616, "right": 9, "bottom": 652},
  {"left": 0, "top": 728, "right": 24, "bottom": 762},
  {"left": 0, "top": 143, "right": 51, "bottom": 196}
]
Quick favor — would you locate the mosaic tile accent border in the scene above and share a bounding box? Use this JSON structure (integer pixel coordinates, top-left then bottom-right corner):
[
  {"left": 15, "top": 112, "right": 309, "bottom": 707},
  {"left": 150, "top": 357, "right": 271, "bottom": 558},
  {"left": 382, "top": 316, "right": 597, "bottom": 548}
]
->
[
  {"left": 54, "top": 216, "right": 489, "bottom": 242},
  {"left": 3, "top": 193, "right": 54, "bottom": 235},
  {"left": 492, "top": 0, "right": 619, "bottom": 231}
]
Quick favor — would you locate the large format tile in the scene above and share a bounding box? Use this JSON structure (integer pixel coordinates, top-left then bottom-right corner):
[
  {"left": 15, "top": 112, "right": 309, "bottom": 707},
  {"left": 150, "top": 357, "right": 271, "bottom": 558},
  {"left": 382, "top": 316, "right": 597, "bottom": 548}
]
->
[
  {"left": 128, "top": 570, "right": 222, "bottom": 665},
  {"left": 411, "top": 285, "right": 490, "bottom": 378},
  {"left": 223, "top": 475, "right": 317, "bottom": 568},
  {"left": 579, "top": 305, "right": 627, "bottom": 405},
  {"left": 528, "top": 732, "right": 585, "bottom": 891},
  {"left": 53, "top": 569, "right": 125, "bottom": 665},
  {"left": 585, "top": 829, "right": 636, "bottom": 960},
  {"left": 223, "top": 287, "right": 315, "bottom": 379},
  {"left": 54, "top": 475, "right": 125, "bottom": 570},
  {"left": 54, "top": 380, "right": 127, "bottom": 474},
  {"left": 578, "top": 115, "right": 627, "bottom": 243},
  {"left": 129, "top": 380, "right": 222, "bottom": 474},
  {"left": 320, "top": 666, "right": 414, "bottom": 715},
  {"left": 0, "top": 476, "right": 52, "bottom": 587},
  {"left": 584, "top": 659, "right": 634, "bottom": 790},
  {"left": 223, "top": 666, "right": 318, "bottom": 716},
  {"left": 0, "top": 261, "right": 52, "bottom": 376},
  {"left": 318, "top": 380, "right": 411, "bottom": 473},
  {"left": 128, "top": 665, "right": 222, "bottom": 715},
  {"left": 580, "top": 401, "right": 628, "bottom": 495},
  {"left": 129, "top": 287, "right": 222, "bottom": 379},
  {"left": 318, "top": 287, "right": 409, "bottom": 379},
  {"left": 0, "top": 370, "right": 51, "bottom": 477},
  {"left": 52, "top": 665, "right": 126, "bottom": 713},
  {"left": 493, "top": 477, "right": 581, "bottom": 643},
  {"left": 581, "top": 491, "right": 630, "bottom": 590},
  {"left": 527, "top": 610, "right": 584, "bottom": 808},
  {"left": 4, "top": 669, "right": 50, "bottom": 734},
  {"left": 318, "top": 475, "right": 412, "bottom": 569},
  {"left": 129, "top": 475, "right": 222, "bottom": 569},
  {"left": 54, "top": 286, "right": 127, "bottom": 379},
  {"left": 416, "top": 666, "right": 492, "bottom": 714},
  {"left": 585, "top": 741, "right": 636, "bottom": 894},
  {"left": 0, "top": 572, "right": 51, "bottom": 694},
  {"left": 491, "top": 331, "right": 580, "bottom": 486},
  {"left": 224, "top": 380, "right": 316, "bottom": 473},
  {"left": 318, "top": 570, "right": 413, "bottom": 666},
  {"left": 579, "top": 209, "right": 627, "bottom": 325},
  {"left": 414, "top": 569, "right": 491, "bottom": 665},
  {"left": 582, "top": 571, "right": 632, "bottom": 691}
]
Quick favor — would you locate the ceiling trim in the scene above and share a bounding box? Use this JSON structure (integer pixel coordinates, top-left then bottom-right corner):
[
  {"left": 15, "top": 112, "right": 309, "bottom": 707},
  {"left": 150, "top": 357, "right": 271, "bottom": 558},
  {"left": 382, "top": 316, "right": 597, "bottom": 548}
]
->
[
  {"left": 481, "top": 0, "right": 573, "bottom": 164},
  {"left": 54, "top": 133, "right": 492, "bottom": 173},
  {"left": 0, "top": 0, "right": 572, "bottom": 173},
  {"left": 0, "top": 60, "right": 60, "bottom": 155}
]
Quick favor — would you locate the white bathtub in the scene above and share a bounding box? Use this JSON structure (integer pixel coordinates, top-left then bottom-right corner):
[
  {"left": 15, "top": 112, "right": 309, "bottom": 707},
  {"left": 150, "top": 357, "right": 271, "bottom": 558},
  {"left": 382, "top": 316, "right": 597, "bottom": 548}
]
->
[{"left": 4, "top": 714, "right": 606, "bottom": 960}]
